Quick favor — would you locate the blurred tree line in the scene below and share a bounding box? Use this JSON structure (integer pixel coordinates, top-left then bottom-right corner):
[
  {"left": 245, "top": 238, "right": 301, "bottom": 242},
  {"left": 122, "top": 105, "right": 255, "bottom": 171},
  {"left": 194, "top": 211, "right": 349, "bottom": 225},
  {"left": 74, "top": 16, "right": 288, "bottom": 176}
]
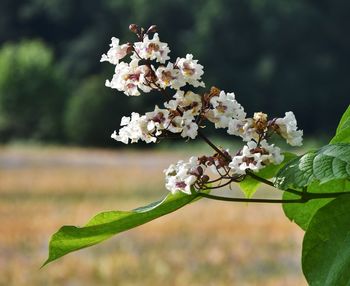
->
[{"left": 0, "top": 0, "right": 349, "bottom": 146}]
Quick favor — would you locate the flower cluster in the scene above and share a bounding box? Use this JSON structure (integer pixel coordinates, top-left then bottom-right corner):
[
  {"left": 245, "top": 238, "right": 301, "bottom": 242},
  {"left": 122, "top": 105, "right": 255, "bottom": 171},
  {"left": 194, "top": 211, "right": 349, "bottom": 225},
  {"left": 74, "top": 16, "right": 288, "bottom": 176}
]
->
[
  {"left": 229, "top": 140, "right": 284, "bottom": 175},
  {"left": 102, "top": 25, "right": 304, "bottom": 195},
  {"left": 164, "top": 157, "right": 202, "bottom": 195}
]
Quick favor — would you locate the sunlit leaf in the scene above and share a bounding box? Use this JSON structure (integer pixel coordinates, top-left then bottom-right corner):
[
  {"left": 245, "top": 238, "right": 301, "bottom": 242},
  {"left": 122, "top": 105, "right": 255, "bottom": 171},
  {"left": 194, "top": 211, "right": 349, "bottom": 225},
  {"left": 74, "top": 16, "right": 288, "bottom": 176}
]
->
[
  {"left": 275, "top": 143, "right": 350, "bottom": 190},
  {"left": 330, "top": 105, "right": 350, "bottom": 144},
  {"left": 44, "top": 191, "right": 199, "bottom": 266},
  {"left": 282, "top": 180, "right": 350, "bottom": 230},
  {"left": 335, "top": 105, "right": 350, "bottom": 134},
  {"left": 302, "top": 195, "right": 350, "bottom": 285}
]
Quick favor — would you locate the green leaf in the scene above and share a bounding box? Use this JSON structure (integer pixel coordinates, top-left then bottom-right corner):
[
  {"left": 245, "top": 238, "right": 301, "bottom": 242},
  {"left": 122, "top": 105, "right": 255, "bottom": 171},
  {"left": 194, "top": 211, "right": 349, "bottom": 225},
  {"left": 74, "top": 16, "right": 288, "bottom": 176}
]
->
[
  {"left": 240, "top": 178, "right": 260, "bottom": 198},
  {"left": 335, "top": 105, "right": 350, "bottom": 134},
  {"left": 275, "top": 143, "right": 350, "bottom": 190},
  {"left": 330, "top": 105, "right": 350, "bottom": 144},
  {"left": 239, "top": 152, "right": 297, "bottom": 197},
  {"left": 302, "top": 195, "right": 350, "bottom": 286},
  {"left": 43, "top": 191, "right": 199, "bottom": 266},
  {"left": 283, "top": 180, "right": 350, "bottom": 230},
  {"left": 330, "top": 118, "right": 350, "bottom": 144}
]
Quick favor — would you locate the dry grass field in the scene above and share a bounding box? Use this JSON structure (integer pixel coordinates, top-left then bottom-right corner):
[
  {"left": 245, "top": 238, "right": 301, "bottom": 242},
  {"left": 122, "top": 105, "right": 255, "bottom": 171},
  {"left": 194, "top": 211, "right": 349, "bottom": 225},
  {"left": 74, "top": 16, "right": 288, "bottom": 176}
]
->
[{"left": 0, "top": 145, "right": 307, "bottom": 286}]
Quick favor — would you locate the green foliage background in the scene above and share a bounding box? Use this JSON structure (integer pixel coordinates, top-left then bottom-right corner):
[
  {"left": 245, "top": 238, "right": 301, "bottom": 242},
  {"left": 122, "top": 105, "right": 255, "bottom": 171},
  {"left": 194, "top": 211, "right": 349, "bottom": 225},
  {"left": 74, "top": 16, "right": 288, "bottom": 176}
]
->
[{"left": 0, "top": 0, "right": 349, "bottom": 145}]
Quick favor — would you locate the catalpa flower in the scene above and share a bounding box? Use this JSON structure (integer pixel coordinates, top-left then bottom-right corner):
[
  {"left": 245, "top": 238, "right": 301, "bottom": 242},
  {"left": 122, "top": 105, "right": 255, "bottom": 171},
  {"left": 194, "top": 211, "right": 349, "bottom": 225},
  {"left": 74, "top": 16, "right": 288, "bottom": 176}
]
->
[
  {"left": 275, "top": 112, "right": 303, "bottom": 146},
  {"left": 163, "top": 110, "right": 199, "bottom": 139},
  {"left": 111, "top": 112, "right": 156, "bottom": 144},
  {"left": 155, "top": 63, "right": 186, "bottom": 90},
  {"left": 105, "top": 59, "right": 151, "bottom": 96},
  {"left": 100, "top": 37, "right": 131, "bottom": 65},
  {"left": 177, "top": 54, "right": 205, "bottom": 88},
  {"left": 206, "top": 91, "right": 246, "bottom": 128},
  {"left": 165, "top": 90, "right": 202, "bottom": 116},
  {"left": 229, "top": 140, "right": 284, "bottom": 175},
  {"left": 145, "top": 106, "right": 171, "bottom": 136},
  {"left": 164, "top": 157, "right": 200, "bottom": 194},
  {"left": 179, "top": 111, "right": 198, "bottom": 139},
  {"left": 134, "top": 33, "right": 170, "bottom": 63},
  {"left": 227, "top": 118, "right": 258, "bottom": 142}
]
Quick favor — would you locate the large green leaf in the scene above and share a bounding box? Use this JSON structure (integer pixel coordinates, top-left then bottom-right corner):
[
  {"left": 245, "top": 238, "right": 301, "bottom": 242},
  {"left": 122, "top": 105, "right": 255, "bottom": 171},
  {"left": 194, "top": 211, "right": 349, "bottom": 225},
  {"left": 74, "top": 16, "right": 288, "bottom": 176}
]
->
[
  {"left": 44, "top": 191, "right": 199, "bottom": 266},
  {"left": 239, "top": 152, "right": 297, "bottom": 198},
  {"left": 335, "top": 105, "right": 350, "bottom": 134},
  {"left": 275, "top": 143, "right": 350, "bottom": 190},
  {"left": 302, "top": 195, "right": 350, "bottom": 286},
  {"left": 330, "top": 105, "right": 350, "bottom": 144},
  {"left": 330, "top": 118, "right": 350, "bottom": 144},
  {"left": 283, "top": 180, "right": 350, "bottom": 230}
]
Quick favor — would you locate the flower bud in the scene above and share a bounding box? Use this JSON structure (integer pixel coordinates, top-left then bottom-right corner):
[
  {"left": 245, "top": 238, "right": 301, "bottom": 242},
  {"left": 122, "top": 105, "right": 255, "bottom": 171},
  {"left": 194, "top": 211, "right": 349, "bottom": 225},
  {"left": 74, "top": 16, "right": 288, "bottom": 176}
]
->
[
  {"left": 209, "top": 86, "right": 221, "bottom": 97},
  {"left": 129, "top": 24, "right": 139, "bottom": 33},
  {"left": 201, "top": 175, "right": 210, "bottom": 183},
  {"left": 147, "top": 25, "right": 157, "bottom": 34},
  {"left": 198, "top": 156, "right": 208, "bottom": 165},
  {"left": 126, "top": 43, "right": 133, "bottom": 54},
  {"left": 253, "top": 112, "right": 268, "bottom": 133}
]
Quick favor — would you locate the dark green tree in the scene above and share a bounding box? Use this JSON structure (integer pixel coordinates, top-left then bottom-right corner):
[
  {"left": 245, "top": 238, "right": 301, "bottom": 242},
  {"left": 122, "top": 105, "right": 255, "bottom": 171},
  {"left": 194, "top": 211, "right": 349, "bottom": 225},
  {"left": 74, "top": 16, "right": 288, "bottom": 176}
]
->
[{"left": 0, "top": 40, "right": 68, "bottom": 141}]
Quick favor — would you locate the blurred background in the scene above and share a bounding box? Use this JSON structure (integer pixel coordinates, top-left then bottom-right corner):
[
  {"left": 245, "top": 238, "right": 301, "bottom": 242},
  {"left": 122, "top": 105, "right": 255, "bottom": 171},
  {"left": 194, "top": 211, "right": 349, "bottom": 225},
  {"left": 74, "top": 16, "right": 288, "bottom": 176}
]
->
[{"left": 0, "top": 0, "right": 349, "bottom": 285}]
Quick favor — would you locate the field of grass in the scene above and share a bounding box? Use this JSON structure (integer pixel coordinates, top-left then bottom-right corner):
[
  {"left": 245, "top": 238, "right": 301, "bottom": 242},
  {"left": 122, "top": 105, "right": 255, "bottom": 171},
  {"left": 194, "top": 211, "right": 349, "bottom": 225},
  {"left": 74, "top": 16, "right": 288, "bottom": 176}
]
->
[{"left": 0, "top": 145, "right": 307, "bottom": 285}]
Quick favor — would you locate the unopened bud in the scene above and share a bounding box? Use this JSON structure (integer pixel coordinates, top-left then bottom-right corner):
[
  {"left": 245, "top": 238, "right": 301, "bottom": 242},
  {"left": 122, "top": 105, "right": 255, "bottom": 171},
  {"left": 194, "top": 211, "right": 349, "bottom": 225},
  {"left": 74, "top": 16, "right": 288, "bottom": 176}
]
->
[
  {"left": 267, "top": 118, "right": 279, "bottom": 132},
  {"left": 147, "top": 25, "right": 157, "bottom": 34},
  {"left": 201, "top": 175, "right": 210, "bottom": 183},
  {"left": 253, "top": 112, "right": 268, "bottom": 123},
  {"left": 129, "top": 24, "right": 139, "bottom": 33},
  {"left": 207, "top": 157, "right": 215, "bottom": 165},
  {"left": 126, "top": 43, "right": 133, "bottom": 54},
  {"left": 209, "top": 86, "right": 221, "bottom": 97},
  {"left": 253, "top": 112, "right": 268, "bottom": 132},
  {"left": 198, "top": 156, "right": 208, "bottom": 165}
]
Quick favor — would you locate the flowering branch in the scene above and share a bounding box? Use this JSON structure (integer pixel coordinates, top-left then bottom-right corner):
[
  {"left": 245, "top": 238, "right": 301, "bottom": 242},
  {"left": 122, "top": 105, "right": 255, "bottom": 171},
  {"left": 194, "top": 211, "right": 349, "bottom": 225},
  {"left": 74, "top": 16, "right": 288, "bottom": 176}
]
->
[{"left": 101, "top": 24, "right": 305, "bottom": 198}]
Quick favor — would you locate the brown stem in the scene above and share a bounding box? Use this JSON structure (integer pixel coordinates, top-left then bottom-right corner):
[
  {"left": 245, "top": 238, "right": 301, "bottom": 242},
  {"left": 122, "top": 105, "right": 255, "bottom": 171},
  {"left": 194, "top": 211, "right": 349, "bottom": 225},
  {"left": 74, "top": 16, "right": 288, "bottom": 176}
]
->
[
  {"left": 197, "top": 130, "right": 230, "bottom": 160},
  {"left": 197, "top": 191, "right": 350, "bottom": 204}
]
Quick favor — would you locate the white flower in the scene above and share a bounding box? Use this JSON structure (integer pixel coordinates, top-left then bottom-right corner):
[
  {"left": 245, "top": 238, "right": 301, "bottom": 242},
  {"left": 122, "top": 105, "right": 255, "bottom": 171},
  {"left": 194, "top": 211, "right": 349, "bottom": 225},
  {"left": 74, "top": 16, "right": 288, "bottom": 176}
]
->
[
  {"left": 158, "top": 108, "right": 199, "bottom": 139},
  {"left": 275, "top": 111, "right": 303, "bottom": 146},
  {"left": 111, "top": 112, "right": 156, "bottom": 144},
  {"left": 105, "top": 60, "right": 151, "bottom": 96},
  {"left": 227, "top": 118, "right": 259, "bottom": 142},
  {"left": 177, "top": 54, "right": 205, "bottom": 87},
  {"left": 230, "top": 153, "right": 262, "bottom": 175},
  {"left": 100, "top": 37, "right": 130, "bottom": 65},
  {"left": 207, "top": 91, "right": 246, "bottom": 129},
  {"left": 165, "top": 90, "right": 202, "bottom": 116},
  {"left": 156, "top": 63, "right": 185, "bottom": 90},
  {"left": 259, "top": 140, "right": 284, "bottom": 165},
  {"left": 180, "top": 112, "right": 199, "bottom": 139},
  {"left": 164, "top": 156, "right": 199, "bottom": 194},
  {"left": 165, "top": 115, "right": 183, "bottom": 134},
  {"left": 134, "top": 33, "right": 170, "bottom": 63},
  {"left": 229, "top": 140, "right": 284, "bottom": 175},
  {"left": 145, "top": 106, "right": 171, "bottom": 136},
  {"left": 169, "top": 110, "right": 199, "bottom": 139}
]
